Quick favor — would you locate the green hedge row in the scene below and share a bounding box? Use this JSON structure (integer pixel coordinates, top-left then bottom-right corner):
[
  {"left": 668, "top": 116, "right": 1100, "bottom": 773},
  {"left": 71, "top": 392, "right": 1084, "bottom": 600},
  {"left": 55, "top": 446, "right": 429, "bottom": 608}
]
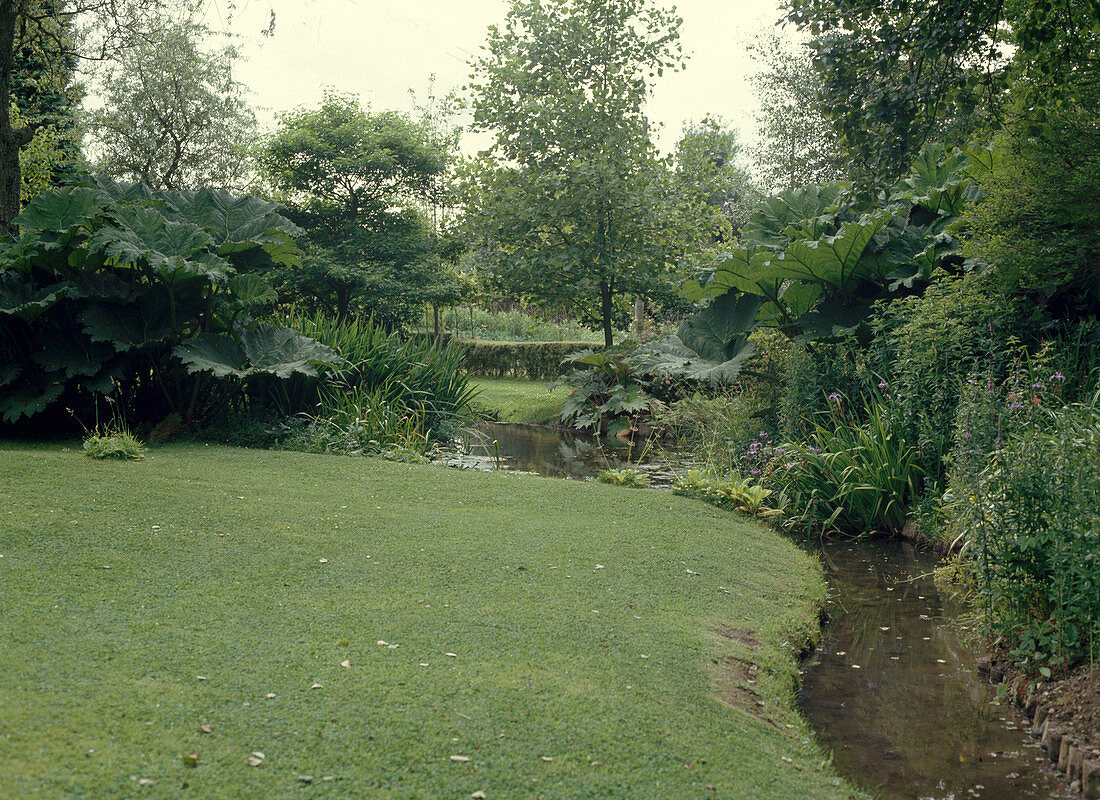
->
[
  {"left": 406, "top": 334, "right": 603, "bottom": 379},
  {"left": 462, "top": 339, "right": 603, "bottom": 379}
]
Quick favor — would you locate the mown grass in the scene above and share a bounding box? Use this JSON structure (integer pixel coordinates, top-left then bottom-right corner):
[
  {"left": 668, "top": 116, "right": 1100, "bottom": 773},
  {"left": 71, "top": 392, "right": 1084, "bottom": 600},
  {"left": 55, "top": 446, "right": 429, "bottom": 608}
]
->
[
  {"left": 470, "top": 377, "right": 569, "bottom": 424},
  {"left": 0, "top": 443, "right": 858, "bottom": 799}
]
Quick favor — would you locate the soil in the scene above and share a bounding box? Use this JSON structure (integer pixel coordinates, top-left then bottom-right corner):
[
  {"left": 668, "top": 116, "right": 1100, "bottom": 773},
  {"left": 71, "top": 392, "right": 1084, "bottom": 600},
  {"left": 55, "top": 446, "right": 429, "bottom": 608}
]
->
[{"left": 1030, "top": 664, "right": 1100, "bottom": 756}]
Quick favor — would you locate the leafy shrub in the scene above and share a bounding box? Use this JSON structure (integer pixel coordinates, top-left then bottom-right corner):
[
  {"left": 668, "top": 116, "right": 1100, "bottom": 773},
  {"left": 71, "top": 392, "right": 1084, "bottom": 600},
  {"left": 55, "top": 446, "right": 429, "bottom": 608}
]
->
[
  {"left": 553, "top": 350, "right": 665, "bottom": 435},
  {"left": 83, "top": 427, "right": 145, "bottom": 460},
  {"left": 867, "top": 272, "right": 1020, "bottom": 487},
  {"left": 780, "top": 393, "right": 923, "bottom": 536},
  {"left": 460, "top": 340, "right": 603, "bottom": 379},
  {"left": 0, "top": 179, "right": 307, "bottom": 430},
  {"left": 947, "top": 391, "right": 1100, "bottom": 672},
  {"left": 598, "top": 468, "right": 650, "bottom": 488},
  {"left": 654, "top": 392, "right": 769, "bottom": 475},
  {"left": 672, "top": 469, "right": 779, "bottom": 517}
]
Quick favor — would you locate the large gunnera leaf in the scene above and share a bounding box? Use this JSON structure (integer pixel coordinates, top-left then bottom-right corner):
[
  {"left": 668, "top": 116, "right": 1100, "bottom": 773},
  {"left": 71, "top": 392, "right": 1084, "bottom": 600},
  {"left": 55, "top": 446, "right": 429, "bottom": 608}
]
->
[
  {"left": 634, "top": 292, "right": 764, "bottom": 385},
  {"left": 78, "top": 290, "right": 175, "bottom": 351},
  {"left": 0, "top": 370, "right": 65, "bottom": 422},
  {"left": 13, "top": 186, "right": 106, "bottom": 234},
  {"left": 0, "top": 271, "right": 71, "bottom": 321},
  {"left": 162, "top": 189, "right": 303, "bottom": 250},
  {"left": 174, "top": 325, "right": 343, "bottom": 379},
  {"left": 676, "top": 291, "right": 765, "bottom": 363}
]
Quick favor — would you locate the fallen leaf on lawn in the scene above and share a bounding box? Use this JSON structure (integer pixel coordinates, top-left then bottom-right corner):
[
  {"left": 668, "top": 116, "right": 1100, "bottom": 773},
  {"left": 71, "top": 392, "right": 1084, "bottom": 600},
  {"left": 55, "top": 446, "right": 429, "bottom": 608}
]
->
[
  {"left": 318, "top": 558, "right": 329, "bottom": 564},
  {"left": 387, "top": 643, "right": 399, "bottom": 649},
  {"left": 198, "top": 724, "right": 212, "bottom": 734},
  {"left": 540, "top": 756, "right": 553, "bottom": 762},
  {"left": 879, "top": 626, "right": 890, "bottom": 631},
  {"left": 419, "top": 662, "right": 430, "bottom": 667},
  {"left": 137, "top": 778, "right": 157, "bottom": 787},
  {"left": 780, "top": 756, "right": 793, "bottom": 763},
  {"left": 310, "top": 683, "right": 324, "bottom": 689},
  {"left": 298, "top": 775, "right": 313, "bottom": 784},
  {"left": 182, "top": 752, "right": 199, "bottom": 767},
  {"left": 593, "top": 564, "right": 604, "bottom": 570},
  {"left": 449, "top": 755, "right": 471, "bottom": 763},
  {"left": 247, "top": 752, "right": 265, "bottom": 767},
  {"left": 340, "top": 660, "right": 351, "bottom": 669},
  {"left": 264, "top": 693, "right": 276, "bottom": 699},
  {"left": 685, "top": 569, "right": 700, "bottom": 576},
  {"left": 377, "top": 640, "right": 388, "bottom": 646},
  {"left": 470, "top": 792, "right": 487, "bottom": 799},
  {"left": 445, "top": 652, "right": 457, "bottom": 658},
  {"left": 590, "top": 760, "right": 602, "bottom": 766}
]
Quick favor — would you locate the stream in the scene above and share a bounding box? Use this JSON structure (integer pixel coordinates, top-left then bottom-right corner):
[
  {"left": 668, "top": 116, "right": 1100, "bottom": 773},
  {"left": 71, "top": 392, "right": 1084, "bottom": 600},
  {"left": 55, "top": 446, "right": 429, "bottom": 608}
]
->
[{"left": 438, "top": 422, "right": 1067, "bottom": 799}]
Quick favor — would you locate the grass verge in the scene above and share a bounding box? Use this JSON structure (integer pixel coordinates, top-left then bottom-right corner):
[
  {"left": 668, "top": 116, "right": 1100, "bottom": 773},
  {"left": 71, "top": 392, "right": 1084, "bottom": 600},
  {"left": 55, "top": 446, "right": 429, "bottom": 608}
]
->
[
  {"left": 470, "top": 377, "right": 568, "bottom": 424},
  {"left": 0, "top": 443, "right": 857, "bottom": 799}
]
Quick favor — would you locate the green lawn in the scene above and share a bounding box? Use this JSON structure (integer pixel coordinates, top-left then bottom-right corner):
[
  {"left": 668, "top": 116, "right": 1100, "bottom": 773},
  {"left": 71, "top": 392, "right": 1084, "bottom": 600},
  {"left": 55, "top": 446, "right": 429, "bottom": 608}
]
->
[
  {"left": 0, "top": 443, "right": 857, "bottom": 799},
  {"left": 470, "top": 377, "right": 569, "bottom": 424}
]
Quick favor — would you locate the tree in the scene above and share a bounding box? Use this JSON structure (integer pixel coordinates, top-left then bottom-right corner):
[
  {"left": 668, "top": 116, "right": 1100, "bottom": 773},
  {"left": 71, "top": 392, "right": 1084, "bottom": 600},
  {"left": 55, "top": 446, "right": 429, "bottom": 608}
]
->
[
  {"left": 673, "top": 116, "right": 758, "bottom": 244},
  {"left": 783, "top": 0, "right": 1100, "bottom": 187},
  {"left": 0, "top": 0, "right": 177, "bottom": 235},
  {"left": 258, "top": 91, "right": 449, "bottom": 325},
  {"left": 464, "top": 0, "right": 686, "bottom": 348},
  {"left": 88, "top": 13, "right": 257, "bottom": 191},
  {"left": 748, "top": 33, "right": 844, "bottom": 191}
]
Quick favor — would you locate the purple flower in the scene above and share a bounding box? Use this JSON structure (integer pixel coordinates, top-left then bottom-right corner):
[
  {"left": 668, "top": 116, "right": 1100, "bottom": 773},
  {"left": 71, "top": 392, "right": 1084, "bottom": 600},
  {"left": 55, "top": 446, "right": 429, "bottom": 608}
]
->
[
  {"left": 878, "top": 380, "right": 889, "bottom": 390},
  {"left": 963, "top": 431, "right": 971, "bottom": 440},
  {"left": 751, "top": 468, "right": 761, "bottom": 475},
  {"left": 1033, "top": 381, "right": 1046, "bottom": 390},
  {"left": 1052, "top": 372, "right": 1066, "bottom": 383},
  {"left": 828, "top": 392, "right": 841, "bottom": 403},
  {"left": 758, "top": 430, "right": 769, "bottom": 438}
]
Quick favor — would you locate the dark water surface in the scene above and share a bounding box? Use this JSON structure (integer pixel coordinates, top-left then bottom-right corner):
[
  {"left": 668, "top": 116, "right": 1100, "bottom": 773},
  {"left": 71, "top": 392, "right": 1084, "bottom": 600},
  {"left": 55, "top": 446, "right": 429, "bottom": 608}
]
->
[
  {"left": 800, "top": 539, "right": 1065, "bottom": 799},
  {"left": 439, "top": 423, "right": 1067, "bottom": 800}
]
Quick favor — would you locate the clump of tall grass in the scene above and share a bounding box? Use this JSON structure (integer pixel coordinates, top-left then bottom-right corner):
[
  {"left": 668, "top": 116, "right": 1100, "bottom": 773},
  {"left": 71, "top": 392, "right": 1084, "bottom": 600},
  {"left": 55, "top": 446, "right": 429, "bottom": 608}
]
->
[
  {"left": 780, "top": 392, "right": 923, "bottom": 536},
  {"left": 273, "top": 309, "right": 479, "bottom": 452}
]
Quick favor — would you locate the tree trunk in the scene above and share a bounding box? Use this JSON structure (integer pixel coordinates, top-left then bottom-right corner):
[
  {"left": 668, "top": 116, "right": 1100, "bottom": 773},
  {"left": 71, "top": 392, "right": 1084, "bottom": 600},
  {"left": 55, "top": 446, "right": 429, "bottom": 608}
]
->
[
  {"left": 432, "top": 303, "right": 440, "bottom": 342},
  {"left": 600, "top": 280, "right": 614, "bottom": 349},
  {"left": 633, "top": 295, "right": 645, "bottom": 339},
  {"left": 0, "top": 1, "right": 33, "bottom": 237}
]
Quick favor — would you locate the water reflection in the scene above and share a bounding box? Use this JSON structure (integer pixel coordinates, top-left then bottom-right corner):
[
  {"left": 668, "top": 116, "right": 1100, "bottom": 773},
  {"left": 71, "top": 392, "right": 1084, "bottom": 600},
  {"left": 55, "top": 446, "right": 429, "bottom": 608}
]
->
[
  {"left": 437, "top": 421, "right": 684, "bottom": 484},
  {"left": 800, "top": 539, "right": 1064, "bottom": 799}
]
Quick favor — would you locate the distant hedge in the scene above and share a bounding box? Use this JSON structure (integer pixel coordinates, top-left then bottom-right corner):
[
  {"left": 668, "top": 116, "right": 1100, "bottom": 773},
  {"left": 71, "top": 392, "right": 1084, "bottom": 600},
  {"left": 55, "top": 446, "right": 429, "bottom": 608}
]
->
[{"left": 407, "top": 334, "right": 603, "bottom": 379}]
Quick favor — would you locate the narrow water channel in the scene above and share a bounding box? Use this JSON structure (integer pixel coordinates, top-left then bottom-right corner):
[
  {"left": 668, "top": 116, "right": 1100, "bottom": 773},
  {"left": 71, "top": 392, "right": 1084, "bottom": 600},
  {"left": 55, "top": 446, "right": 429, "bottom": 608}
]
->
[
  {"left": 800, "top": 539, "right": 1065, "bottom": 799},
  {"left": 439, "top": 422, "right": 1067, "bottom": 799}
]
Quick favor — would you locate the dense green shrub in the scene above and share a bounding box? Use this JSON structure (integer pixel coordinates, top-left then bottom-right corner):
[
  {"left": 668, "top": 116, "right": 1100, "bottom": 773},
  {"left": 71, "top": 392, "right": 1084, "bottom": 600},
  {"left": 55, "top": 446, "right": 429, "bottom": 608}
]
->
[
  {"left": 553, "top": 350, "right": 664, "bottom": 436},
  {"left": 461, "top": 339, "right": 603, "bottom": 379},
  {"left": 672, "top": 469, "right": 778, "bottom": 517},
  {"left": 0, "top": 180, "right": 311, "bottom": 431},
  {"left": 777, "top": 339, "right": 867, "bottom": 439},
  {"left": 867, "top": 272, "right": 1020, "bottom": 487},
  {"left": 947, "top": 391, "right": 1100, "bottom": 672}
]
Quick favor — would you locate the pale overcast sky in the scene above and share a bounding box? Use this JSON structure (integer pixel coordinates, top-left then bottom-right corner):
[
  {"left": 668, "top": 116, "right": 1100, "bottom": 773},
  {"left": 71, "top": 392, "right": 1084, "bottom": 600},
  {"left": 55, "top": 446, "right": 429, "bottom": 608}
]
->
[{"left": 210, "top": 0, "right": 796, "bottom": 157}]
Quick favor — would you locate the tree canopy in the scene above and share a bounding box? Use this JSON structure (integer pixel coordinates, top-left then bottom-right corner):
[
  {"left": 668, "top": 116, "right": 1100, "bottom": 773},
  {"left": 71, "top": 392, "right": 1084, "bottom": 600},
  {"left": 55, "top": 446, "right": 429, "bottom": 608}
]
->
[
  {"left": 258, "top": 91, "right": 451, "bottom": 325},
  {"left": 88, "top": 13, "right": 257, "bottom": 191},
  {"left": 464, "top": 0, "right": 687, "bottom": 348}
]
